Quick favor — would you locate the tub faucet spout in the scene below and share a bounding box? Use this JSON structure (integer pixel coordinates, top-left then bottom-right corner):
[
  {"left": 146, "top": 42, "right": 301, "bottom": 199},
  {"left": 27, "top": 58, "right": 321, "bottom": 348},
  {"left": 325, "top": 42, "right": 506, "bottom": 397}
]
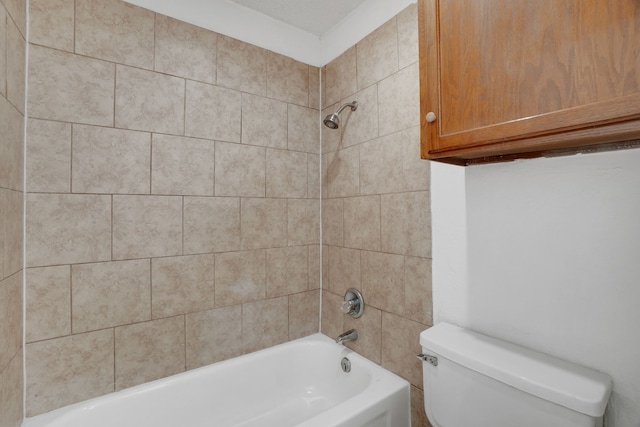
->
[{"left": 336, "top": 329, "right": 358, "bottom": 344}]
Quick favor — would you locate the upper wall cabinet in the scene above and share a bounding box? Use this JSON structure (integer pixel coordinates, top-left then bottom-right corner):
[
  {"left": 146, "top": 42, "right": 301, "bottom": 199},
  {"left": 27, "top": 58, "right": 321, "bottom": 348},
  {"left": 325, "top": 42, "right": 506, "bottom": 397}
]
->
[{"left": 418, "top": 0, "right": 640, "bottom": 165}]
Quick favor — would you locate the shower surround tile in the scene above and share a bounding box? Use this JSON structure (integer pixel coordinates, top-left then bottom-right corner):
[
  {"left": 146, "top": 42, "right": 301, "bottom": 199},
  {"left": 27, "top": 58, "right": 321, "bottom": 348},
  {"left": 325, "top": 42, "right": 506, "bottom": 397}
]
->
[
  {"left": 356, "top": 17, "right": 399, "bottom": 91},
  {"left": 72, "top": 125, "right": 151, "bottom": 194},
  {"left": 26, "top": 119, "right": 71, "bottom": 193},
  {"left": 267, "top": 52, "right": 309, "bottom": 106},
  {"left": 186, "top": 80, "right": 241, "bottom": 142},
  {"left": 115, "top": 316, "right": 185, "bottom": 391},
  {"left": 327, "top": 245, "right": 360, "bottom": 296},
  {"left": 214, "top": 142, "right": 265, "bottom": 197},
  {"left": 151, "top": 135, "right": 214, "bottom": 196},
  {"left": 151, "top": 254, "right": 215, "bottom": 318},
  {"left": 343, "top": 196, "right": 381, "bottom": 251},
  {"left": 112, "top": 195, "right": 183, "bottom": 260},
  {"left": 242, "top": 297, "right": 288, "bottom": 353},
  {"left": 154, "top": 14, "right": 217, "bottom": 83},
  {"left": 266, "top": 246, "right": 308, "bottom": 298},
  {"left": 28, "top": 45, "right": 115, "bottom": 126},
  {"left": 26, "top": 193, "right": 111, "bottom": 267},
  {"left": 71, "top": 260, "right": 151, "bottom": 333},
  {"left": 381, "top": 312, "right": 425, "bottom": 388},
  {"left": 115, "top": 65, "right": 185, "bottom": 135},
  {"left": 0, "top": 6, "right": 6, "bottom": 99},
  {"left": 25, "top": 266, "right": 71, "bottom": 343},
  {"left": 288, "top": 290, "right": 320, "bottom": 340},
  {"left": 287, "top": 199, "right": 320, "bottom": 246},
  {"left": 75, "top": 0, "right": 154, "bottom": 70},
  {"left": 186, "top": 306, "right": 242, "bottom": 369},
  {"left": 0, "top": 97, "right": 24, "bottom": 192},
  {"left": 288, "top": 104, "right": 319, "bottom": 154},
  {"left": 217, "top": 34, "right": 267, "bottom": 96},
  {"left": 381, "top": 191, "right": 431, "bottom": 258},
  {"left": 241, "top": 93, "right": 288, "bottom": 149},
  {"left": 240, "top": 198, "right": 287, "bottom": 250},
  {"left": 183, "top": 196, "right": 240, "bottom": 254},
  {"left": 1, "top": 349, "right": 23, "bottom": 427},
  {"left": 266, "top": 149, "right": 307, "bottom": 198},
  {"left": 214, "top": 249, "right": 266, "bottom": 307},
  {"left": 397, "top": 2, "right": 419, "bottom": 68},
  {"left": 359, "top": 132, "right": 404, "bottom": 195},
  {"left": 378, "top": 62, "right": 420, "bottom": 137},
  {"left": 7, "top": 17, "right": 25, "bottom": 112},
  {"left": 325, "top": 46, "right": 357, "bottom": 107},
  {"left": 0, "top": 273, "right": 22, "bottom": 371},
  {"left": 25, "top": 330, "right": 114, "bottom": 417},
  {"left": 29, "top": 0, "right": 74, "bottom": 52},
  {"left": 361, "top": 251, "right": 405, "bottom": 316}
]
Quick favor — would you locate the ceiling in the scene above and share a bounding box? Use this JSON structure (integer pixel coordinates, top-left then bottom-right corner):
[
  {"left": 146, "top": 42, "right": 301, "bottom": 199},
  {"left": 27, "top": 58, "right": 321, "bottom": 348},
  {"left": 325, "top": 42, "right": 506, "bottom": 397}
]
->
[
  {"left": 228, "top": 0, "right": 369, "bottom": 37},
  {"left": 124, "top": 0, "right": 414, "bottom": 66}
]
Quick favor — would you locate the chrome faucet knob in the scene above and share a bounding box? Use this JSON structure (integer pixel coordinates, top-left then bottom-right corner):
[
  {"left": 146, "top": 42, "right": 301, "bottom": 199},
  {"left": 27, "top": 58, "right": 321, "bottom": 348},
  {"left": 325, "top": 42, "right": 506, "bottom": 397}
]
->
[
  {"left": 341, "top": 288, "right": 364, "bottom": 319},
  {"left": 340, "top": 300, "right": 355, "bottom": 314}
]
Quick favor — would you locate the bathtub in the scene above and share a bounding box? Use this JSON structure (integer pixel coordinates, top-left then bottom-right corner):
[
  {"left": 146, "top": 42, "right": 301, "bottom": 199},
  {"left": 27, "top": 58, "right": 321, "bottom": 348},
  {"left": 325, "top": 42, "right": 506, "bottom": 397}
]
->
[{"left": 24, "top": 333, "right": 410, "bottom": 427}]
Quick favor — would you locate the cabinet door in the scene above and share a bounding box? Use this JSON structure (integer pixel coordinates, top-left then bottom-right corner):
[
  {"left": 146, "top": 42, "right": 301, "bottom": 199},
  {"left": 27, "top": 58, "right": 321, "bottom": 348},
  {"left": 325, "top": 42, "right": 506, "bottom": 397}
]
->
[{"left": 419, "top": 0, "right": 640, "bottom": 163}]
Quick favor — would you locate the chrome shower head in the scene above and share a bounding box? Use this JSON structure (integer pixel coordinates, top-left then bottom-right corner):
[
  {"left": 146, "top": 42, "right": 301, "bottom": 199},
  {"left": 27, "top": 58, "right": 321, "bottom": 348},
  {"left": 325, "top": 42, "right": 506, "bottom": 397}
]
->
[{"left": 323, "top": 101, "right": 358, "bottom": 129}]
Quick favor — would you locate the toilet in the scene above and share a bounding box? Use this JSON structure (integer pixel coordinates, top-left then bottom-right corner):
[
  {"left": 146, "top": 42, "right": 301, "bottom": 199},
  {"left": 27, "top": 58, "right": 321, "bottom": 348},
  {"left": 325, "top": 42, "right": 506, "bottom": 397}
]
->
[{"left": 419, "top": 323, "right": 612, "bottom": 427}]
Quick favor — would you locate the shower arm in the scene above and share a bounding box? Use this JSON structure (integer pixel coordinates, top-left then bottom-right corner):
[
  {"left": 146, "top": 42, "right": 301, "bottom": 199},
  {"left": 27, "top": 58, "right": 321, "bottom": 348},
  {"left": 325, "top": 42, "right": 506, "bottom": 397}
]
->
[{"left": 335, "top": 101, "right": 358, "bottom": 115}]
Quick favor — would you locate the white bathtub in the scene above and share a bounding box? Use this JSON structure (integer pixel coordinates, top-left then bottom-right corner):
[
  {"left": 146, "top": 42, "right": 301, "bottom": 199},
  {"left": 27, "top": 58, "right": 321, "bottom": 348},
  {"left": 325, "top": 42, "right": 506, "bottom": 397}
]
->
[{"left": 24, "top": 333, "right": 410, "bottom": 427}]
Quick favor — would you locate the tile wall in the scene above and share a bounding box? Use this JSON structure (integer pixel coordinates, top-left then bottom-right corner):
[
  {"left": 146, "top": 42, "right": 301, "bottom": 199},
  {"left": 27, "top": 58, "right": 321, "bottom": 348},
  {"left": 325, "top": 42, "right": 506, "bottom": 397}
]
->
[
  {"left": 320, "top": 4, "right": 433, "bottom": 427},
  {"left": 25, "top": 0, "right": 320, "bottom": 416},
  {"left": 0, "top": 0, "right": 25, "bottom": 425}
]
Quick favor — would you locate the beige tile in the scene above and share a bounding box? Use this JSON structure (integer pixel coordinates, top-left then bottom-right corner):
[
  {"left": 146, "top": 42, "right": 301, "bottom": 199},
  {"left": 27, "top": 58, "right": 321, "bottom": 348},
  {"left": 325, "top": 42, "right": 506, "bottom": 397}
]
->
[
  {"left": 0, "top": 273, "right": 22, "bottom": 371},
  {"left": 344, "top": 196, "right": 381, "bottom": 251},
  {"left": 152, "top": 254, "right": 215, "bottom": 318},
  {"left": 360, "top": 132, "right": 404, "bottom": 195},
  {"left": 26, "top": 266, "right": 71, "bottom": 343},
  {"left": 356, "top": 17, "right": 399, "bottom": 90},
  {"left": 3, "top": 190, "right": 22, "bottom": 276},
  {"left": 267, "top": 52, "right": 309, "bottom": 106},
  {"left": 25, "top": 330, "right": 114, "bottom": 417},
  {"left": 112, "top": 195, "right": 183, "bottom": 260},
  {"left": 308, "top": 245, "right": 320, "bottom": 290},
  {"left": 339, "top": 85, "right": 379, "bottom": 147},
  {"left": 308, "top": 154, "right": 320, "bottom": 199},
  {"left": 288, "top": 104, "right": 319, "bottom": 154},
  {"left": 322, "top": 245, "right": 329, "bottom": 289},
  {"left": 320, "top": 290, "right": 343, "bottom": 339},
  {"left": 309, "top": 66, "right": 320, "bottom": 109},
  {"left": 115, "top": 316, "right": 185, "bottom": 391},
  {"left": 362, "top": 251, "right": 405, "bottom": 315},
  {"left": 241, "top": 93, "right": 287, "bottom": 149},
  {"left": 0, "top": 191, "right": 5, "bottom": 280},
  {"left": 0, "top": 97, "right": 24, "bottom": 191},
  {"left": 382, "top": 312, "right": 426, "bottom": 387},
  {"left": 26, "top": 119, "right": 71, "bottom": 193},
  {"left": 215, "top": 250, "right": 266, "bottom": 307},
  {"left": 398, "top": 3, "right": 419, "bottom": 69},
  {"left": 215, "top": 142, "right": 265, "bottom": 197},
  {"left": 266, "top": 149, "right": 307, "bottom": 198},
  {"left": 402, "top": 126, "right": 431, "bottom": 192},
  {"left": 6, "top": 18, "right": 25, "bottom": 113},
  {"left": 26, "top": 194, "right": 111, "bottom": 267},
  {"left": 185, "top": 80, "right": 241, "bottom": 142},
  {"left": 240, "top": 198, "right": 287, "bottom": 250},
  {"left": 29, "top": 0, "right": 74, "bottom": 51},
  {"left": 72, "top": 124, "right": 151, "bottom": 194},
  {"left": 184, "top": 197, "right": 240, "bottom": 254},
  {"left": 1, "top": 349, "right": 23, "bottom": 427},
  {"left": 344, "top": 305, "right": 382, "bottom": 364},
  {"left": 242, "top": 297, "right": 288, "bottom": 353},
  {"left": 72, "top": 260, "right": 151, "bottom": 333},
  {"left": 217, "top": 34, "right": 266, "bottom": 96},
  {"left": 115, "top": 65, "right": 185, "bottom": 135},
  {"left": 185, "top": 306, "right": 242, "bottom": 369},
  {"left": 324, "top": 146, "right": 359, "bottom": 198},
  {"left": 152, "top": 135, "right": 214, "bottom": 196},
  {"left": 411, "top": 385, "right": 433, "bottom": 427},
  {"left": 28, "top": 45, "right": 115, "bottom": 126},
  {"left": 266, "top": 246, "right": 308, "bottom": 298},
  {"left": 75, "top": 0, "right": 154, "bottom": 69},
  {"left": 322, "top": 198, "right": 343, "bottom": 246},
  {"left": 325, "top": 46, "right": 357, "bottom": 107},
  {"left": 0, "top": 6, "right": 5, "bottom": 98},
  {"left": 287, "top": 199, "right": 319, "bottom": 246},
  {"left": 378, "top": 62, "right": 420, "bottom": 136},
  {"left": 289, "top": 290, "right": 320, "bottom": 339},
  {"left": 405, "top": 257, "right": 433, "bottom": 326},
  {"left": 155, "top": 14, "right": 217, "bottom": 83},
  {"left": 381, "top": 191, "right": 432, "bottom": 257},
  {"left": 328, "top": 246, "right": 360, "bottom": 295},
  {"left": 3, "top": 0, "right": 26, "bottom": 37}
]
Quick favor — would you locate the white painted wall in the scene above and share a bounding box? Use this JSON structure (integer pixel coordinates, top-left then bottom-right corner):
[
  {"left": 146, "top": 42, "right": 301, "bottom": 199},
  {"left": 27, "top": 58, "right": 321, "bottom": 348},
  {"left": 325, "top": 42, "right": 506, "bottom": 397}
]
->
[
  {"left": 432, "top": 148, "right": 640, "bottom": 426},
  {"left": 123, "top": 0, "right": 414, "bottom": 66}
]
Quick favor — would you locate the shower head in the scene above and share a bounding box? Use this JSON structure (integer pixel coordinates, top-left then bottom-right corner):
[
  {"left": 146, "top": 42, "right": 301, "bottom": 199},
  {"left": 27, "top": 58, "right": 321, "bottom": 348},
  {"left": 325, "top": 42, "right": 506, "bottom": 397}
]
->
[{"left": 323, "top": 101, "right": 358, "bottom": 129}]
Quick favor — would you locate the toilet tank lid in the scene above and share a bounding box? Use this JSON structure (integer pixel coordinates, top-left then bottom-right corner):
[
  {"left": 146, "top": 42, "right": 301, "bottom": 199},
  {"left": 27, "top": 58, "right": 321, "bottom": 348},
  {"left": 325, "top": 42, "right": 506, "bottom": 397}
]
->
[{"left": 419, "top": 323, "right": 612, "bottom": 417}]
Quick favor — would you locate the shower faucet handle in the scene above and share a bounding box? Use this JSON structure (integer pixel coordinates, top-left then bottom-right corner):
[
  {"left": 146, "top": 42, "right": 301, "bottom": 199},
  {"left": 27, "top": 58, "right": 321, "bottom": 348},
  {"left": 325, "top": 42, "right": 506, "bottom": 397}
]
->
[{"left": 341, "top": 288, "right": 364, "bottom": 319}]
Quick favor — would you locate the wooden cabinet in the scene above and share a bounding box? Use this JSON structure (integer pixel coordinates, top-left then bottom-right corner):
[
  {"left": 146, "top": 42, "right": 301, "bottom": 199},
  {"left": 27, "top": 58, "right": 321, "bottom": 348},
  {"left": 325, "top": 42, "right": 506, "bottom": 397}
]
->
[{"left": 418, "top": 0, "right": 640, "bottom": 165}]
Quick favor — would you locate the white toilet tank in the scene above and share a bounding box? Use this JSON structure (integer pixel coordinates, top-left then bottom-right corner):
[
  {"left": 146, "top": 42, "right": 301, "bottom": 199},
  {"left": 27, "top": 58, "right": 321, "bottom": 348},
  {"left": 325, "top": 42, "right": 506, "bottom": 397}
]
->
[{"left": 419, "top": 323, "right": 612, "bottom": 427}]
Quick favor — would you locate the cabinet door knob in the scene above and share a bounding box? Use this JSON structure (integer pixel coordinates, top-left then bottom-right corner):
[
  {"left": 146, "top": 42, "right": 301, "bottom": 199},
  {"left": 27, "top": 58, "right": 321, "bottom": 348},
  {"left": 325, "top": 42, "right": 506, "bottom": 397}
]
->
[{"left": 426, "top": 112, "right": 437, "bottom": 123}]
